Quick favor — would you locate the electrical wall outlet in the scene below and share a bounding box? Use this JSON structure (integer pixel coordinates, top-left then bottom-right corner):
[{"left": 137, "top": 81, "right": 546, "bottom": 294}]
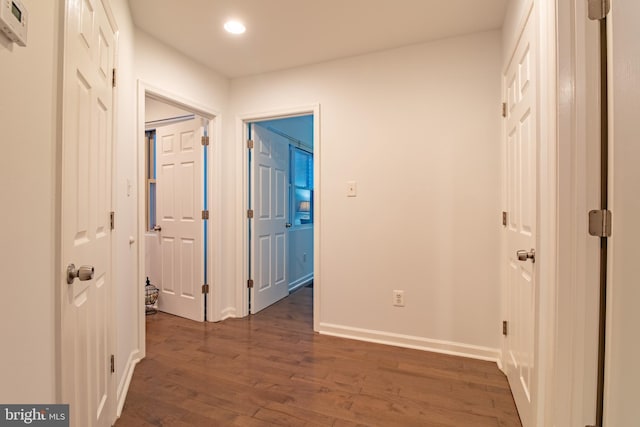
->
[
  {"left": 346, "top": 181, "right": 357, "bottom": 197},
  {"left": 393, "top": 290, "right": 405, "bottom": 307}
]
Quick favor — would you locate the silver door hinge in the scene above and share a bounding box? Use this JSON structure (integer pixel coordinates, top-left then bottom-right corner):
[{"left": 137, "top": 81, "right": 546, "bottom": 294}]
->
[
  {"left": 502, "top": 211, "right": 507, "bottom": 227},
  {"left": 112, "top": 68, "right": 117, "bottom": 88},
  {"left": 202, "top": 284, "right": 210, "bottom": 294},
  {"left": 247, "top": 279, "right": 254, "bottom": 289},
  {"left": 202, "top": 210, "right": 209, "bottom": 220},
  {"left": 589, "top": 210, "right": 612, "bottom": 237},
  {"left": 503, "top": 321, "right": 508, "bottom": 336},
  {"left": 110, "top": 211, "right": 115, "bottom": 230},
  {"left": 110, "top": 354, "right": 115, "bottom": 373},
  {"left": 247, "top": 139, "right": 254, "bottom": 149},
  {"left": 588, "top": 0, "right": 611, "bottom": 20},
  {"left": 247, "top": 209, "right": 254, "bottom": 219},
  {"left": 502, "top": 102, "right": 507, "bottom": 118},
  {"left": 201, "top": 136, "right": 210, "bottom": 146}
]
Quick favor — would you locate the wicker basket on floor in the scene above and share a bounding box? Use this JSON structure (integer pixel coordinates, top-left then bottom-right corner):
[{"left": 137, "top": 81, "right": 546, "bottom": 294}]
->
[{"left": 145, "top": 277, "right": 159, "bottom": 315}]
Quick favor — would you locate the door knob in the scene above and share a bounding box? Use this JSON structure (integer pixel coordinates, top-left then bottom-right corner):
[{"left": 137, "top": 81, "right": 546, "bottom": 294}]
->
[
  {"left": 285, "top": 223, "right": 292, "bottom": 228},
  {"left": 516, "top": 249, "right": 536, "bottom": 263},
  {"left": 67, "top": 263, "right": 95, "bottom": 284},
  {"left": 152, "top": 225, "right": 162, "bottom": 232}
]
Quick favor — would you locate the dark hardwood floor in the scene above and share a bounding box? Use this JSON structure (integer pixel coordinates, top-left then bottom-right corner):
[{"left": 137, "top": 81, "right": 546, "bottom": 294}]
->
[{"left": 116, "top": 287, "right": 522, "bottom": 426}]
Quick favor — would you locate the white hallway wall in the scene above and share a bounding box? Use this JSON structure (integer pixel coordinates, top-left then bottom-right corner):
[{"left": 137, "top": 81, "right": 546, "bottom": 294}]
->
[
  {"left": 0, "top": 0, "right": 60, "bottom": 403},
  {"left": 135, "top": 29, "right": 229, "bottom": 110},
  {"left": 230, "top": 31, "right": 503, "bottom": 357},
  {"left": 0, "top": 1, "right": 503, "bottom": 406}
]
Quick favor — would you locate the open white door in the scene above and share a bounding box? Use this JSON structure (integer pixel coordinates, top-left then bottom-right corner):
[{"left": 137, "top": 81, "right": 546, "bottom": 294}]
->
[
  {"left": 155, "top": 118, "right": 205, "bottom": 321},
  {"left": 604, "top": 1, "right": 640, "bottom": 424},
  {"left": 503, "top": 6, "right": 537, "bottom": 427},
  {"left": 61, "top": 0, "right": 116, "bottom": 426},
  {"left": 250, "top": 124, "right": 289, "bottom": 313}
]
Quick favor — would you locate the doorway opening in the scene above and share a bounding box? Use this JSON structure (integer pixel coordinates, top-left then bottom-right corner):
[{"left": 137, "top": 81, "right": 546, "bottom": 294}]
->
[
  {"left": 143, "top": 96, "right": 209, "bottom": 322},
  {"left": 236, "top": 104, "right": 322, "bottom": 331},
  {"left": 247, "top": 114, "right": 315, "bottom": 314},
  {"left": 136, "top": 84, "right": 221, "bottom": 348}
]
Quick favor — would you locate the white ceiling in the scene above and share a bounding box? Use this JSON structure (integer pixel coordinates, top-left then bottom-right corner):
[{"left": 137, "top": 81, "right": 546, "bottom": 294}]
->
[{"left": 128, "top": 0, "right": 507, "bottom": 79}]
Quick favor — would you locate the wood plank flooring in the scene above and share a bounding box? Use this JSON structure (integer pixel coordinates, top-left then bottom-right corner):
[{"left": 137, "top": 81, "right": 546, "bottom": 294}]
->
[{"left": 116, "top": 287, "right": 522, "bottom": 426}]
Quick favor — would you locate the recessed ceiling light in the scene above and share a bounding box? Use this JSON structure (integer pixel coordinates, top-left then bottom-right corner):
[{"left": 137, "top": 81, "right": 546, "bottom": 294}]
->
[{"left": 224, "top": 20, "right": 246, "bottom": 35}]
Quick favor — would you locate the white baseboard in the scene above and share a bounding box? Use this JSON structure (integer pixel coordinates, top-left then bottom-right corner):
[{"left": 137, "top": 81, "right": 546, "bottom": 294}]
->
[
  {"left": 116, "top": 350, "right": 142, "bottom": 417},
  {"left": 289, "top": 273, "right": 314, "bottom": 293},
  {"left": 496, "top": 352, "right": 505, "bottom": 373},
  {"left": 220, "top": 306, "right": 236, "bottom": 321},
  {"left": 318, "top": 322, "right": 501, "bottom": 363}
]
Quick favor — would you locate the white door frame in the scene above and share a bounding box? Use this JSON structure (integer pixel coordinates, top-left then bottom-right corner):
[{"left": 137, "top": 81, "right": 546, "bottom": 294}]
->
[
  {"left": 235, "top": 104, "right": 321, "bottom": 329},
  {"left": 603, "top": 1, "right": 640, "bottom": 424},
  {"left": 552, "top": 0, "right": 602, "bottom": 426},
  {"left": 135, "top": 81, "right": 222, "bottom": 352}
]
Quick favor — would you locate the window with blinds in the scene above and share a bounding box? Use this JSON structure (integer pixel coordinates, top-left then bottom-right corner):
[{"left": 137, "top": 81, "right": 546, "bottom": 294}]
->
[{"left": 291, "top": 147, "right": 313, "bottom": 226}]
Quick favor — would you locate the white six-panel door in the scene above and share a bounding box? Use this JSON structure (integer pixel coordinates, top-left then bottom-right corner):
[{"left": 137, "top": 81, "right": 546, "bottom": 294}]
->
[
  {"left": 155, "top": 119, "right": 205, "bottom": 321},
  {"left": 61, "top": 0, "right": 116, "bottom": 426},
  {"left": 503, "top": 6, "right": 537, "bottom": 427},
  {"left": 250, "top": 125, "right": 289, "bottom": 313}
]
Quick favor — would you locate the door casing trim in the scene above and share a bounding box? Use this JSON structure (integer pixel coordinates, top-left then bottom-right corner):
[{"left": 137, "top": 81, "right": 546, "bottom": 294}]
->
[{"left": 134, "top": 80, "right": 222, "bottom": 348}]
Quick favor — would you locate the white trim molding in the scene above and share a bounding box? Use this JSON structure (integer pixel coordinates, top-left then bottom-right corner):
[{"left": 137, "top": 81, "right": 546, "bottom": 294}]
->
[
  {"left": 115, "top": 350, "right": 141, "bottom": 417},
  {"left": 319, "top": 323, "right": 501, "bottom": 363},
  {"left": 288, "top": 273, "right": 313, "bottom": 293},
  {"left": 220, "top": 307, "right": 237, "bottom": 321},
  {"left": 552, "top": 1, "right": 601, "bottom": 426}
]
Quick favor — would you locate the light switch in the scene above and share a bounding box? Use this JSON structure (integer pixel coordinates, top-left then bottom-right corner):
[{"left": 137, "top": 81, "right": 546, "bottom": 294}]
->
[{"left": 347, "top": 181, "right": 357, "bottom": 197}]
